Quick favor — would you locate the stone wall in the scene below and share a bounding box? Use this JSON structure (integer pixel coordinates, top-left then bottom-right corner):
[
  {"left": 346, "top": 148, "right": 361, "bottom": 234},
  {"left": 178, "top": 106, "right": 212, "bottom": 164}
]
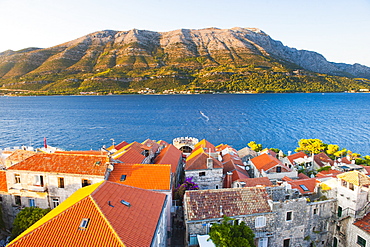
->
[{"left": 185, "top": 169, "right": 223, "bottom": 190}]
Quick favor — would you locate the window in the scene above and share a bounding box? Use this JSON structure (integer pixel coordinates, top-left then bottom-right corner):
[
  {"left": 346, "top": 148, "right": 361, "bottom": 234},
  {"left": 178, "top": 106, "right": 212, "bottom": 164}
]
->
[
  {"left": 79, "top": 218, "right": 90, "bottom": 230},
  {"left": 15, "top": 195, "right": 21, "bottom": 206},
  {"left": 283, "top": 238, "right": 290, "bottom": 247},
  {"left": 258, "top": 237, "right": 268, "bottom": 247},
  {"left": 215, "top": 185, "right": 219, "bottom": 189},
  {"left": 255, "top": 216, "right": 266, "bottom": 228},
  {"left": 199, "top": 172, "right": 206, "bottom": 177},
  {"left": 313, "top": 208, "right": 317, "bottom": 215},
  {"left": 14, "top": 174, "right": 21, "bottom": 184},
  {"left": 337, "top": 206, "right": 342, "bottom": 217},
  {"left": 82, "top": 179, "right": 91, "bottom": 187},
  {"left": 357, "top": 235, "right": 366, "bottom": 247},
  {"left": 341, "top": 179, "right": 347, "bottom": 187},
  {"left": 349, "top": 182, "right": 354, "bottom": 190},
  {"left": 333, "top": 237, "right": 338, "bottom": 247},
  {"left": 58, "top": 177, "right": 65, "bottom": 188},
  {"left": 286, "top": 211, "right": 292, "bottom": 221},
  {"left": 29, "top": 199, "right": 35, "bottom": 207},
  {"left": 276, "top": 166, "right": 282, "bottom": 173},
  {"left": 52, "top": 198, "right": 59, "bottom": 208},
  {"left": 120, "top": 175, "right": 127, "bottom": 182},
  {"left": 34, "top": 175, "right": 44, "bottom": 187}
]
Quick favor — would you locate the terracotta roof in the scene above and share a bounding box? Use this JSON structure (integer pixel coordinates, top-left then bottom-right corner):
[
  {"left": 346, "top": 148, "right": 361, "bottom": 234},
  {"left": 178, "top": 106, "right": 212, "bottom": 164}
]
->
[
  {"left": 116, "top": 148, "right": 145, "bottom": 164},
  {"left": 8, "top": 181, "right": 167, "bottom": 247},
  {"left": 222, "top": 153, "right": 243, "bottom": 166},
  {"left": 237, "top": 147, "right": 257, "bottom": 159},
  {"left": 282, "top": 176, "right": 294, "bottom": 181},
  {"left": 337, "top": 171, "right": 370, "bottom": 186},
  {"left": 108, "top": 163, "right": 171, "bottom": 190},
  {"left": 251, "top": 153, "right": 289, "bottom": 172},
  {"left": 193, "top": 139, "right": 216, "bottom": 153},
  {"left": 314, "top": 152, "right": 334, "bottom": 167},
  {"left": 5, "top": 149, "right": 36, "bottom": 167},
  {"left": 184, "top": 187, "right": 272, "bottom": 221},
  {"left": 154, "top": 144, "right": 182, "bottom": 173},
  {"left": 361, "top": 165, "right": 370, "bottom": 175},
  {"left": 316, "top": 169, "right": 343, "bottom": 178},
  {"left": 287, "top": 152, "right": 308, "bottom": 164},
  {"left": 55, "top": 151, "right": 108, "bottom": 155},
  {"left": 232, "top": 166, "right": 250, "bottom": 181},
  {"left": 157, "top": 140, "right": 169, "bottom": 146},
  {"left": 114, "top": 141, "right": 130, "bottom": 151},
  {"left": 0, "top": 170, "right": 8, "bottom": 192},
  {"left": 236, "top": 177, "right": 272, "bottom": 187},
  {"left": 286, "top": 178, "right": 318, "bottom": 194},
  {"left": 298, "top": 173, "right": 310, "bottom": 179},
  {"left": 142, "top": 139, "right": 160, "bottom": 153},
  {"left": 354, "top": 212, "right": 370, "bottom": 233},
  {"left": 7, "top": 153, "right": 109, "bottom": 176},
  {"left": 185, "top": 152, "right": 223, "bottom": 171}
]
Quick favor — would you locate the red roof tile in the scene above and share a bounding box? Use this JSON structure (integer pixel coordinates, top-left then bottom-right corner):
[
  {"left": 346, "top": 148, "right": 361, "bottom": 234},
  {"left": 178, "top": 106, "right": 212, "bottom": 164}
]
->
[
  {"left": 0, "top": 170, "right": 8, "bottom": 192},
  {"left": 236, "top": 177, "right": 272, "bottom": 187},
  {"left": 314, "top": 152, "right": 334, "bottom": 167},
  {"left": 286, "top": 178, "right": 317, "bottom": 194},
  {"left": 184, "top": 187, "right": 272, "bottom": 221},
  {"left": 361, "top": 165, "right": 370, "bottom": 175},
  {"left": 55, "top": 151, "right": 108, "bottom": 155},
  {"left": 108, "top": 163, "right": 171, "bottom": 190},
  {"left": 193, "top": 139, "right": 216, "bottom": 153},
  {"left": 114, "top": 141, "right": 130, "bottom": 150},
  {"left": 316, "top": 169, "right": 343, "bottom": 178},
  {"left": 298, "top": 173, "right": 310, "bottom": 179},
  {"left": 354, "top": 212, "right": 370, "bottom": 233},
  {"left": 5, "top": 149, "right": 36, "bottom": 167},
  {"left": 185, "top": 152, "right": 223, "bottom": 171},
  {"left": 8, "top": 181, "right": 167, "bottom": 247},
  {"left": 251, "top": 153, "right": 290, "bottom": 172},
  {"left": 116, "top": 148, "right": 145, "bottom": 164},
  {"left": 154, "top": 144, "right": 182, "bottom": 173},
  {"left": 7, "top": 153, "right": 109, "bottom": 176},
  {"left": 287, "top": 152, "right": 308, "bottom": 164}
]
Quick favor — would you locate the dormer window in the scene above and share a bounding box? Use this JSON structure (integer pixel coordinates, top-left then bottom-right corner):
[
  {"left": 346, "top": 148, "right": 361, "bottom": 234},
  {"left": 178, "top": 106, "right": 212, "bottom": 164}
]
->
[{"left": 79, "top": 218, "right": 90, "bottom": 230}]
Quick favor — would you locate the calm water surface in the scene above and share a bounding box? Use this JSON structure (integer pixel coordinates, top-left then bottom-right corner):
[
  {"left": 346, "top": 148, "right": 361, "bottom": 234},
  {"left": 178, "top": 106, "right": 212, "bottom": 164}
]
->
[{"left": 1, "top": 93, "right": 370, "bottom": 155}]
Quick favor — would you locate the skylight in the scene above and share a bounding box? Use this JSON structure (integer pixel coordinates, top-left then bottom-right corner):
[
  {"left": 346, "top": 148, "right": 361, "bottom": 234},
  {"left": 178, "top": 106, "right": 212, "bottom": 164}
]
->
[
  {"left": 79, "top": 218, "right": 90, "bottom": 230},
  {"left": 299, "top": 184, "right": 309, "bottom": 191},
  {"left": 120, "top": 175, "right": 127, "bottom": 182}
]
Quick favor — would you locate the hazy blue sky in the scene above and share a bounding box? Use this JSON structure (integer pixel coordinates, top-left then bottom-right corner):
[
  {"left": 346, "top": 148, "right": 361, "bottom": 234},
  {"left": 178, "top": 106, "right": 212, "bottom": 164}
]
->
[{"left": 1, "top": 0, "right": 369, "bottom": 66}]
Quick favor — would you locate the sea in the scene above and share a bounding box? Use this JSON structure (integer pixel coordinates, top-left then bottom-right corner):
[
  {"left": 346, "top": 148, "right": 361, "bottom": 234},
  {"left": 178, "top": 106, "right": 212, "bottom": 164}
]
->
[{"left": 1, "top": 93, "right": 370, "bottom": 155}]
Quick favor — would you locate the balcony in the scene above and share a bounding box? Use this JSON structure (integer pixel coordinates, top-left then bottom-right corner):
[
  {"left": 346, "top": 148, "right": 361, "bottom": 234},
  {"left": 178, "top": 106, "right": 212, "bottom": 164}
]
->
[{"left": 29, "top": 185, "right": 47, "bottom": 192}]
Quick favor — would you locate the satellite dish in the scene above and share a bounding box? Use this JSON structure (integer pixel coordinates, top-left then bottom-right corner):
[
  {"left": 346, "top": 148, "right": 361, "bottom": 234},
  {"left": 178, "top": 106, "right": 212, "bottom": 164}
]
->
[{"left": 245, "top": 166, "right": 250, "bottom": 170}]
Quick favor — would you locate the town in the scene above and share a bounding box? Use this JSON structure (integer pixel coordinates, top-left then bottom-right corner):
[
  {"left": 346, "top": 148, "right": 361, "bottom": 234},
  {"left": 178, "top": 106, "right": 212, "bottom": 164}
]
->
[{"left": 0, "top": 137, "right": 369, "bottom": 247}]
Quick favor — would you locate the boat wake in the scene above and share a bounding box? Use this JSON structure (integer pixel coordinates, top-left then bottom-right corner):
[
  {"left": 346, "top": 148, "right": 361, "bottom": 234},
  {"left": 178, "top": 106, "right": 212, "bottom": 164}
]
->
[{"left": 200, "top": 111, "right": 210, "bottom": 121}]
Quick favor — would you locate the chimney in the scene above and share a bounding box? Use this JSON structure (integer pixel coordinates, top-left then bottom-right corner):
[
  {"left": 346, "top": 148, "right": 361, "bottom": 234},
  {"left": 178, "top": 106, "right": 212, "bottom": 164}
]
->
[
  {"left": 226, "top": 171, "right": 233, "bottom": 188},
  {"left": 207, "top": 157, "right": 213, "bottom": 169}
]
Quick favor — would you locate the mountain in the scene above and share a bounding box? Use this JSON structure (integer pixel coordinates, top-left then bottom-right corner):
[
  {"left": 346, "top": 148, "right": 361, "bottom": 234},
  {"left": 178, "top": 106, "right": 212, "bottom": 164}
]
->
[{"left": 1, "top": 27, "right": 370, "bottom": 94}]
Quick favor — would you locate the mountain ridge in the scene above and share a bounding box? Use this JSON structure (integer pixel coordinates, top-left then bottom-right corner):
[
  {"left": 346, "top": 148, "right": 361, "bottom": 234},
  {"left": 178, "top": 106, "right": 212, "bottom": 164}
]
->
[{"left": 1, "top": 27, "right": 370, "bottom": 94}]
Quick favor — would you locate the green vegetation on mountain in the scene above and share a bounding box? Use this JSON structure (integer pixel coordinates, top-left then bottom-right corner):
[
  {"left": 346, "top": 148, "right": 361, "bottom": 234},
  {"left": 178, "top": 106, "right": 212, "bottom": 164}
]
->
[{"left": 1, "top": 28, "right": 370, "bottom": 95}]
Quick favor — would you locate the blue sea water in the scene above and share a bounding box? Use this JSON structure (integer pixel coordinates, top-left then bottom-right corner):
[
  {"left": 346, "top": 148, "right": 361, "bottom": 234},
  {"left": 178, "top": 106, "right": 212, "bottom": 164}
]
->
[{"left": 1, "top": 93, "right": 370, "bottom": 155}]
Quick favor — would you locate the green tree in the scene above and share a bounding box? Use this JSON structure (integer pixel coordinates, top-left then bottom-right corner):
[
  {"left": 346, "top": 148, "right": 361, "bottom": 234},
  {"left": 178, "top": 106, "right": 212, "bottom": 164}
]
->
[
  {"left": 10, "top": 207, "right": 51, "bottom": 240},
  {"left": 295, "top": 139, "right": 326, "bottom": 154},
  {"left": 208, "top": 216, "right": 256, "bottom": 247},
  {"left": 248, "top": 141, "right": 263, "bottom": 152}
]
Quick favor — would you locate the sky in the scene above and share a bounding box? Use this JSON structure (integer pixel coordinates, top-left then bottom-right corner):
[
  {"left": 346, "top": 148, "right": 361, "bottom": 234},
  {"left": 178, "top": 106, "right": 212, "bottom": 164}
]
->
[{"left": 1, "top": 0, "right": 370, "bottom": 66}]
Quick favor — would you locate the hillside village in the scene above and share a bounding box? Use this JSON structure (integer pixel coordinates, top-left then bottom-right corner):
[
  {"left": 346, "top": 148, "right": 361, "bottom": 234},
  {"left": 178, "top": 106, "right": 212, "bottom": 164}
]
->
[{"left": 0, "top": 138, "right": 369, "bottom": 247}]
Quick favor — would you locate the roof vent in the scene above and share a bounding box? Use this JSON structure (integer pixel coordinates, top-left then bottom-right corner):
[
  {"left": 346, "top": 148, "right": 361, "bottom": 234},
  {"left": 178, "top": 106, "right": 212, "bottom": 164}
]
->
[
  {"left": 108, "top": 201, "right": 114, "bottom": 207},
  {"left": 121, "top": 200, "right": 131, "bottom": 207}
]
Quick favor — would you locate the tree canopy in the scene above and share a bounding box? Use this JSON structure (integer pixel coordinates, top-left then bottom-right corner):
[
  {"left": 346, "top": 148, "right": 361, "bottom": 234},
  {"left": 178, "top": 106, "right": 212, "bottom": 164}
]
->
[
  {"left": 208, "top": 216, "right": 256, "bottom": 247},
  {"left": 248, "top": 141, "right": 263, "bottom": 152},
  {"left": 174, "top": 177, "right": 199, "bottom": 204},
  {"left": 295, "top": 139, "right": 326, "bottom": 154},
  {"left": 10, "top": 207, "right": 51, "bottom": 240}
]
